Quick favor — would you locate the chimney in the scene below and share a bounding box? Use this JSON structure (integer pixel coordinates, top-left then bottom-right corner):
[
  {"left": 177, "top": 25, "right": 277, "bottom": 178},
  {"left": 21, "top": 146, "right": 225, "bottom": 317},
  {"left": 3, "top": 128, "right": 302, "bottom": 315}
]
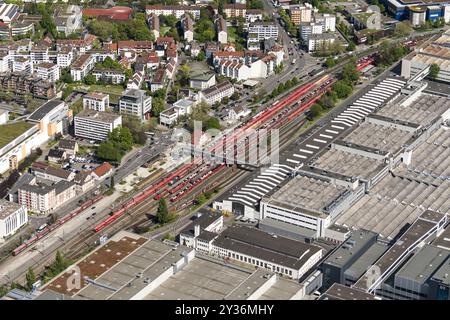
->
[{"left": 194, "top": 224, "right": 200, "bottom": 237}]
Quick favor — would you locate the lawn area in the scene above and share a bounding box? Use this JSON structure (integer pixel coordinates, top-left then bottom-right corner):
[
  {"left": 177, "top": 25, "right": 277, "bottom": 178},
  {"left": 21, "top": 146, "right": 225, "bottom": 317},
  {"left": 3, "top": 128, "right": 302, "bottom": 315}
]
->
[
  {"left": 74, "top": 84, "right": 125, "bottom": 96},
  {"left": 228, "top": 27, "right": 238, "bottom": 43},
  {"left": 0, "top": 121, "right": 34, "bottom": 148},
  {"left": 160, "top": 26, "right": 170, "bottom": 36}
]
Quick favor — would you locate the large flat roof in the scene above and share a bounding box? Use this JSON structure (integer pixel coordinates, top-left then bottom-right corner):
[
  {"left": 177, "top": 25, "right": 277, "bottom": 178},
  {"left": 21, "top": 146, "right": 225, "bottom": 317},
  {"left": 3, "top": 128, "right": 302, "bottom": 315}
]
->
[
  {"left": 28, "top": 100, "right": 64, "bottom": 122},
  {"left": 395, "top": 244, "right": 449, "bottom": 285},
  {"left": 263, "top": 174, "right": 348, "bottom": 217},
  {"left": 213, "top": 225, "right": 322, "bottom": 270},
  {"left": 0, "top": 121, "right": 34, "bottom": 149},
  {"left": 319, "top": 283, "right": 379, "bottom": 300}
]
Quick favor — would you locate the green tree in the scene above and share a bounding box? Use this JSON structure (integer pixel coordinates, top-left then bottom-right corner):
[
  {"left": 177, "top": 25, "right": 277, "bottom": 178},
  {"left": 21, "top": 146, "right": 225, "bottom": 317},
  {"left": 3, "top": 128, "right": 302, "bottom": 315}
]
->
[
  {"left": 25, "top": 267, "right": 36, "bottom": 291},
  {"left": 151, "top": 97, "right": 165, "bottom": 117},
  {"left": 309, "top": 103, "right": 323, "bottom": 118},
  {"left": 347, "top": 42, "right": 356, "bottom": 52},
  {"left": 84, "top": 74, "right": 96, "bottom": 85},
  {"left": 332, "top": 80, "right": 353, "bottom": 99},
  {"left": 325, "top": 57, "right": 336, "bottom": 68},
  {"left": 205, "top": 117, "right": 221, "bottom": 130},
  {"left": 97, "top": 142, "right": 121, "bottom": 162},
  {"left": 156, "top": 198, "right": 169, "bottom": 224},
  {"left": 110, "top": 175, "right": 115, "bottom": 188},
  {"left": 395, "top": 21, "right": 413, "bottom": 37},
  {"left": 429, "top": 63, "right": 440, "bottom": 79}
]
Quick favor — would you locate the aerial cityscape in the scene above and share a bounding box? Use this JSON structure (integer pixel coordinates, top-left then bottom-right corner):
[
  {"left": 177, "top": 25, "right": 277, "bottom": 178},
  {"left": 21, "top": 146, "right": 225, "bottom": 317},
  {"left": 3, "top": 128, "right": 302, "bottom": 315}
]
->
[{"left": 0, "top": 0, "right": 448, "bottom": 306}]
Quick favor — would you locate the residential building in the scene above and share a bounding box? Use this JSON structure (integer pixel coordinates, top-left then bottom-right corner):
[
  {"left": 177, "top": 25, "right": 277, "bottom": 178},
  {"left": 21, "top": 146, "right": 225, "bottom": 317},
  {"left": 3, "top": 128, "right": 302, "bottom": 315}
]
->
[
  {"left": 182, "top": 14, "right": 194, "bottom": 43},
  {"left": 13, "top": 57, "right": 32, "bottom": 75},
  {"left": 0, "top": 200, "right": 27, "bottom": 240},
  {"left": 247, "top": 22, "right": 279, "bottom": 40},
  {"left": 56, "top": 35, "right": 97, "bottom": 54},
  {"left": 18, "top": 184, "right": 56, "bottom": 214},
  {"left": 199, "top": 81, "right": 234, "bottom": 105},
  {"left": 74, "top": 109, "right": 122, "bottom": 142},
  {"left": 315, "top": 13, "right": 336, "bottom": 32},
  {"left": 0, "top": 51, "right": 10, "bottom": 72},
  {"left": 92, "top": 68, "right": 126, "bottom": 84},
  {"left": 119, "top": 89, "right": 152, "bottom": 120},
  {"left": 92, "top": 162, "right": 113, "bottom": 180},
  {"left": 307, "top": 33, "right": 336, "bottom": 52},
  {"left": 289, "top": 5, "right": 312, "bottom": 25},
  {"left": 58, "top": 139, "right": 78, "bottom": 156},
  {"left": 189, "top": 70, "right": 216, "bottom": 90},
  {"left": 56, "top": 47, "right": 73, "bottom": 69},
  {"left": 159, "top": 107, "right": 179, "bottom": 126},
  {"left": 30, "top": 46, "right": 50, "bottom": 65},
  {"left": 300, "top": 22, "right": 323, "bottom": 42},
  {"left": 228, "top": 105, "right": 251, "bottom": 121},
  {"left": 34, "top": 62, "right": 60, "bottom": 82},
  {"left": 117, "top": 40, "right": 153, "bottom": 55},
  {"left": 83, "top": 92, "right": 110, "bottom": 112},
  {"left": 145, "top": 5, "right": 202, "bottom": 19},
  {"left": 0, "top": 72, "right": 56, "bottom": 99},
  {"left": 147, "top": 13, "right": 160, "bottom": 39},
  {"left": 245, "top": 9, "right": 263, "bottom": 23},
  {"left": 224, "top": 4, "right": 246, "bottom": 19},
  {"left": 126, "top": 71, "right": 144, "bottom": 90},
  {"left": 47, "top": 148, "right": 66, "bottom": 163},
  {"left": 216, "top": 15, "right": 227, "bottom": 44},
  {"left": 70, "top": 54, "right": 95, "bottom": 81},
  {"left": 150, "top": 68, "right": 166, "bottom": 92},
  {"left": 74, "top": 171, "right": 95, "bottom": 193}
]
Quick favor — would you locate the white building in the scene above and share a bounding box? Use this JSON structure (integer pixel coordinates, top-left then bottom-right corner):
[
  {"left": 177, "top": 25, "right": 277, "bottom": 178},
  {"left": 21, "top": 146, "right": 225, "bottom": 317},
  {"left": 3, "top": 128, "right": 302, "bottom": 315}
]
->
[
  {"left": 13, "top": 57, "right": 32, "bottom": 74},
  {"left": 182, "top": 14, "right": 194, "bottom": 43},
  {"left": 245, "top": 9, "right": 263, "bottom": 23},
  {"left": 228, "top": 105, "right": 251, "bottom": 121},
  {"left": 70, "top": 54, "right": 95, "bottom": 81},
  {"left": 315, "top": 13, "right": 336, "bottom": 32},
  {"left": 216, "top": 15, "right": 227, "bottom": 44},
  {"left": 247, "top": 22, "right": 279, "bottom": 40},
  {"left": 199, "top": 81, "right": 235, "bottom": 105},
  {"left": 189, "top": 71, "right": 216, "bottom": 90},
  {"left": 160, "top": 98, "right": 196, "bottom": 126},
  {"left": 307, "top": 33, "right": 336, "bottom": 52},
  {"left": 179, "top": 210, "right": 223, "bottom": 253},
  {"left": 119, "top": 89, "right": 152, "bottom": 120},
  {"left": 145, "top": 5, "right": 202, "bottom": 19},
  {"left": 74, "top": 109, "right": 122, "bottom": 142},
  {"left": 34, "top": 62, "right": 60, "bottom": 82},
  {"left": 210, "top": 225, "right": 323, "bottom": 280},
  {"left": 30, "top": 47, "right": 50, "bottom": 65},
  {"left": 0, "top": 4, "right": 20, "bottom": 24},
  {"left": 57, "top": 47, "right": 74, "bottom": 69},
  {"left": 289, "top": 5, "right": 312, "bottom": 25},
  {"left": 0, "top": 51, "right": 10, "bottom": 72},
  {"left": 0, "top": 100, "right": 69, "bottom": 175},
  {"left": 300, "top": 22, "right": 323, "bottom": 42},
  {"left": 83, "top": 92, "right": 110, "bottom": 112},
  {"left": 92, "top": 68, "right": 126, "bottom": 84},
  {"left": 0, "top": 200, "right": 27, "bottom": 240}
]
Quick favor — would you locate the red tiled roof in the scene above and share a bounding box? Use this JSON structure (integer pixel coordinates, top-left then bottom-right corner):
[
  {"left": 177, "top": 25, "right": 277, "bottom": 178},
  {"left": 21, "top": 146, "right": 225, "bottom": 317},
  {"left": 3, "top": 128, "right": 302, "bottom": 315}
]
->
[{"left": 93, "top": 162, "right": 113, "bottom": 177}]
